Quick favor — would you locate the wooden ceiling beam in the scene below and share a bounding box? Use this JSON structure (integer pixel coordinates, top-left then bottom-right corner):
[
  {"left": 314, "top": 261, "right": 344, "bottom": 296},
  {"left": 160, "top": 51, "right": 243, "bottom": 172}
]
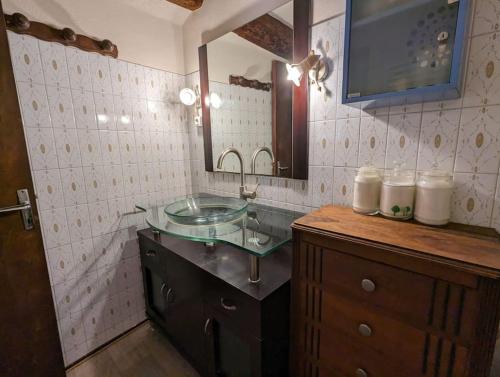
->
[
  {"left": 233, "top": 14, "right": 293, "bottom": 60},
  {"left": 165, "top": 0, "right": 203, "bottom": 11}
]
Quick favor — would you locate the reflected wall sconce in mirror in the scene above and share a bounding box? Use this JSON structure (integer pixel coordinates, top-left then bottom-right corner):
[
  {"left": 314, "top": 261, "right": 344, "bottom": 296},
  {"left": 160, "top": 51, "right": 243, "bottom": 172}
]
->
[
  {"left": 286, "top": 49, "right": 329, "bottom": 91},
  {"left": 180, "top": 86, "right": 222, "bottom": 126},
  {"left": 180, "top": 86, "right": 202, "bottom": 126}
]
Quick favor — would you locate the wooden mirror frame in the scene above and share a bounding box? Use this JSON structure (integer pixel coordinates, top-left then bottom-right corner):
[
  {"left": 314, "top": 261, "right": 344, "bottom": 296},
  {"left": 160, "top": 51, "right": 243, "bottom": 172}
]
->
[{"left": 198, "top": 0, "right": 311, "bottom": 180}]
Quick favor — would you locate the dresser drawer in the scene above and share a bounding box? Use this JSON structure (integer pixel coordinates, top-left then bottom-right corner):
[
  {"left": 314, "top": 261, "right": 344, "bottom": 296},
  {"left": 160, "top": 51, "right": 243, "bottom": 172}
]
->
[
  {"left": 318, "top": 291, "right": 469, "bottom": 377},
  {"left": 204, "top": 277, "right": 261, "bottom": 338},
  {"left": 320, "top": 247, "right": 435, "bottom": 326}
]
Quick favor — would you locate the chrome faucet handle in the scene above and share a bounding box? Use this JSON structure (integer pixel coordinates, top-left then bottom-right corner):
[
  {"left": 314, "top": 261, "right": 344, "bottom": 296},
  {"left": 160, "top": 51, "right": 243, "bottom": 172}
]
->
[{"left": 241, "top": 183, "right": 258, "bottom": 200}]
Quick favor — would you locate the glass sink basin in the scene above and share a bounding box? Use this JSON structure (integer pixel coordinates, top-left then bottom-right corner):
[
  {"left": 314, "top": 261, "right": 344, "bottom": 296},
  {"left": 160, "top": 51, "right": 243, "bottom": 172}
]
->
[{"left": 164, "top": 196, "right": 248, "bottom": 225}]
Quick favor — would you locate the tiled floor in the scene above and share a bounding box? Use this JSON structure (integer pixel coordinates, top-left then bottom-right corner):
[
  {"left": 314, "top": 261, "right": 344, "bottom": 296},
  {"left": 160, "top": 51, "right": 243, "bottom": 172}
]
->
[
  {"left": 66, "top": 322, "right": 199, "bottom": 377},
  {"left": 66, "top": 321, "right": 499, "bottom": 377}
]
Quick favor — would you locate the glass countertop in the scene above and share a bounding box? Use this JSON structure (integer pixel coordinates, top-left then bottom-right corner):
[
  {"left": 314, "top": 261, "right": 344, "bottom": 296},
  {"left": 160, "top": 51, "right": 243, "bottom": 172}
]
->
[{"left": 135, "top": 195, "right": 304, "bottom": 257}]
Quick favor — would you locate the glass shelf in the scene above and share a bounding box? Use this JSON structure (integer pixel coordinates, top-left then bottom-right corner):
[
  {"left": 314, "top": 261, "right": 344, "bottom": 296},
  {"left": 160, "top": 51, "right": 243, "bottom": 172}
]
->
[{"left": 135, "top": 194, "right": 304, "bottom": 257}]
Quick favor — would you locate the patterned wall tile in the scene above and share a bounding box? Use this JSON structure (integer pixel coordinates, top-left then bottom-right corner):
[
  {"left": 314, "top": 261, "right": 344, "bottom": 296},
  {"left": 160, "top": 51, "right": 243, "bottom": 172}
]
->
[
  {"left": 7, "top": 33, "right": 44, "bottom": 84},
  {"left": 333, "top": 167, "right": 356, "bottom": 206},
  {"left": 60, "top": 168, "right": 87, "bottom": 206},
  {"left": 25, "top": 127, "right": 59, "bottom": 170},
  {"left": 39, "top": 40, "right": 70, "bottom": 88},
  {"left": 46, "top": 85, "right": 76, "bottom": 129},
  {"left": 358, "top": 115, "right": 388, "bottom": 168},
  {"left": 109, "top": 59, "right": 130, "bottom": 96},
  {"left": 417, "top": 109, "right": 461, "bottom": 171},
  {"left": 334, "top": 117, "right": 360, "bottom": 167},
  {"left": 386, "top": 112, "right": 422, "bottom": 169},
  {"left": 40, "top": 208, "right": 71, "bottom": 249},
  {"left": 66, "top": 48, "right": 92, "bottom": 91},
  {"left": 66, "top": 205, "right": 92, "bottom": 243},
  {"left": 34, "top": 169, "right": 65, "bottom": 210},
  {"left": 463, "top": 32, "right": 500, "bottom": 107},
  {"left": 72, "top": 89, "right": 97, "bottom": 129},
  {"left": 310, "top": 120, "right": 335, "bottom": 167},
  {"left": 311, "top": 166, "right": 334, "bottom": 207},
  {"left": 455, "top": 105, "right": 500, "bottom": 173},
  {"left": 473, "top": 0, "right": 500, "bottom": 37},
  {"left": 77, "top": 129, "right": 102, "bottom": 166},
  {"left": 451, "top": 173, "right": 496, "bottom": 226},
  {"left": 16, "top": 82, "right": 51, "bottom": 128},
  {"left": 88, "top": 54, "right": 112, "bottom": 94},
  {"left": 54, "top": 128, "right": 82, "bottom": 169}
]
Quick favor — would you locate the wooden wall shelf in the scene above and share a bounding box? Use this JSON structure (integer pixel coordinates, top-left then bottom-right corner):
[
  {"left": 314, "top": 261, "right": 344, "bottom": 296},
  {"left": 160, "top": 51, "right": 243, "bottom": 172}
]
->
[
  {"left": 229, "top": 75, "right": 271, "bottom": 92},
  {"left": 5, "top": 13, "right": 118, "bottom": 58}
]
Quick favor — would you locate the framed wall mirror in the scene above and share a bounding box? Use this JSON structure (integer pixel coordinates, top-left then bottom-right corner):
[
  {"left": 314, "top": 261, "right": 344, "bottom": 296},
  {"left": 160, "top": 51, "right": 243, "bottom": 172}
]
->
[{"left": 198, "top": 0, "right": 310, "bottom": 180}]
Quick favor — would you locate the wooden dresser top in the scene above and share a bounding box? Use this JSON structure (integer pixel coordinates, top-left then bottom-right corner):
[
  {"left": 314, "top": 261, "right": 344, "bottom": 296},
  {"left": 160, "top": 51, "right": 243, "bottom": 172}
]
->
[{"left": 293, "top": 205, "right": 500, "bottom": 278}]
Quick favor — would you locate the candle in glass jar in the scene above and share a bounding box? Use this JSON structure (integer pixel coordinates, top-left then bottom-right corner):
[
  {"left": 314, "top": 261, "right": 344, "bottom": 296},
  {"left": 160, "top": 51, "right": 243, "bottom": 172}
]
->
[
  {"left": 414, "top": 170, "right": 453, "bottom": 226},
  {"left": 380, "top": 168, "right": 415, "bottom": 220},
  {"left": 353, "top": 166, "right": 381, "bottom": 215}
]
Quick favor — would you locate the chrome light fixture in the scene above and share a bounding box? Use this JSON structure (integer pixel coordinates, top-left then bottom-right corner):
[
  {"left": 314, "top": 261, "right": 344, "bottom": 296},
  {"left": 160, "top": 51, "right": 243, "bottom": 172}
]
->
[
  {"left": 286, "top": 50, "right": 329, "bottom": 90},
  {"left": 179, "top": 85, "right": 202, "bottom": 126}
]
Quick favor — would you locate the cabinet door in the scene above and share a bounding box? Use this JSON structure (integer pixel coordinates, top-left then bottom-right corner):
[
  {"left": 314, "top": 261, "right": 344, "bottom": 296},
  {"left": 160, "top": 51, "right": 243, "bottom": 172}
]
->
[
  {"left": 163, "top": 251, "right": 205, "bottom": 371},
  {"left": 142, "top": 263, "right": 169, "bottom": 325},
  {"left": 204, "top": 304, "right": 262, "bottom": 377}
]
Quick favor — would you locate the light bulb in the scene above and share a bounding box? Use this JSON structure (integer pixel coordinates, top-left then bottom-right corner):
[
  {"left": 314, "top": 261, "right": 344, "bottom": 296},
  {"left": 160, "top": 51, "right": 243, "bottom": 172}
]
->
[
  {"left": 179, "top": 88, "right": 196, "bottom": 106},
  {"left": 209, "top": 92, "right": 222, "bottom": 109},
  {"left": 286, "top": 63, "right": 303, "bottom": 87}
]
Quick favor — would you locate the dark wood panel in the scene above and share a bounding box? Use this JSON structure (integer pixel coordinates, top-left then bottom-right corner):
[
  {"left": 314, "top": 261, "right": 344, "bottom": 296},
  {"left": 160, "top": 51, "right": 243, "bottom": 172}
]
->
[
  {"left": 293, "top": 206, "right": 500, "bottom": 278},
  {"left": 165, "top": 0, "right": 203, "bottom": 11},
  {"left": 292, "top": 0, "right": 310, "bottom": 180},
  {"left": 0, "top": 1, "right": 65, "bottom": 375},
  {"left": 272, "top": 60, "right": 293, "bottom": 178},
  {"left": 229, "top": 74, "right": 271, "bottom": 91},
  {"left": 5, "top": 13, "right": 117, "bottom": 57},
  {"left": 233, "top": 14, "right": 292, "bottom": 60},
  {"left": 199, "top": 44, "right": 213, "bottom": 172}
]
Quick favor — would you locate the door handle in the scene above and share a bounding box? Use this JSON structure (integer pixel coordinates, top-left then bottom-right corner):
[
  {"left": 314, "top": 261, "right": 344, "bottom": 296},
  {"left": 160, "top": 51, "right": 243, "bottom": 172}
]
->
[
  {"left": 204, "top": 318, "right": 212, "bottom": 335},
  {"left": 0, "top": 189, "right": 34, "bottom": 230}
]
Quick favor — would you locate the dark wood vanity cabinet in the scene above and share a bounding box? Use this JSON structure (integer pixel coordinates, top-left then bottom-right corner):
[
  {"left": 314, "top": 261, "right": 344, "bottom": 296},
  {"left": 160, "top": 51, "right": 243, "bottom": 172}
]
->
[
  {"left": 138, "top": 229, "right": 291, "bottom": 377},
  {"left": 290, "top": 206, "right": 500, "bottom": 377}
]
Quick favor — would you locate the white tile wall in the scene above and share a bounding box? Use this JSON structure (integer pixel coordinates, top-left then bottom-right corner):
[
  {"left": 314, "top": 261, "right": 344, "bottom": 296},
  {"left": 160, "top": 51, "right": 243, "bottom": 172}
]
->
[
  {"left": 8, "top": 32, "right": 192, "bottom": 365},
  {"left": 209, "top": 81, "right": 273, "bottom": 175},
  {"left": 189, "top": 0, "right": 500, "bottom": 233}
]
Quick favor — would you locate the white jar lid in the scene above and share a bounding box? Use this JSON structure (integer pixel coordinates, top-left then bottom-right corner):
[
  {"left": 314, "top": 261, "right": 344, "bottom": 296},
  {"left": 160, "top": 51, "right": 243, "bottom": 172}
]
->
[{"left": 356, "top": 166, "right": 381, "bottom": 182}]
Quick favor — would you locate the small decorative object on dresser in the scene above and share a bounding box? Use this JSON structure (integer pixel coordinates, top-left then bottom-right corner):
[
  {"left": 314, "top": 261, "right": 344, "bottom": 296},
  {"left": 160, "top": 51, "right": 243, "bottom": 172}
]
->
[
  {"left": 353, "top": 166, "right": 382, "bottom": 215},
  {"left": 380, "top": 166, "right": 416, "bottom": 220},
  {"left": 414, "top": 169, "right": 454, "bottom": 226},
  {"left": 290, "top": 206, "right": 500, "bottom": 377}
]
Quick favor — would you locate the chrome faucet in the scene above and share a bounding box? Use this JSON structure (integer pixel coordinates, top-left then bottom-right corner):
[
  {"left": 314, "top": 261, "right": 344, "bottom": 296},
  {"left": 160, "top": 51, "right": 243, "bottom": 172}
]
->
[
  {"left": 216, "top": 147, "right": 258, "bottom": 200},
  {"left": 250, "top": 146, "right": 276, "bottom": 175}
]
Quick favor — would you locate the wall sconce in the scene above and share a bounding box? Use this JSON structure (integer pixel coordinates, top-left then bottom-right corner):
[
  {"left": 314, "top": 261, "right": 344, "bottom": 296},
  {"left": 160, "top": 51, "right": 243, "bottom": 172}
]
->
[
  {"left": 286, "top": 50, "right": 329, "bottom": 91},
  {"left": 179, "top": 85, "right": 202, "bottom": 126}
]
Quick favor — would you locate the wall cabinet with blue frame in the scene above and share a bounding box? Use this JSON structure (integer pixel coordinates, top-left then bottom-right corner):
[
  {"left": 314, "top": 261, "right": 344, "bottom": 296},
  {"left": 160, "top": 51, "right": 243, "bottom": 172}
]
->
[{"left": 342, "top": 0, "right": 471, "bottom": 107}]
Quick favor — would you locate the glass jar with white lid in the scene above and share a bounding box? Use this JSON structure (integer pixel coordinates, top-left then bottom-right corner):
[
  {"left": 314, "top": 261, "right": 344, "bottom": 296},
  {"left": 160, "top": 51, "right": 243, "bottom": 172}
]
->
[
  {"left": 414, "top": 169, "right": 453, "bottom": 226},
  {"left": 353, "top": 166, "right": 382, "bottom": 215},
  {"left": 380, "top": 167, "right": 415, "bottom": 220}
]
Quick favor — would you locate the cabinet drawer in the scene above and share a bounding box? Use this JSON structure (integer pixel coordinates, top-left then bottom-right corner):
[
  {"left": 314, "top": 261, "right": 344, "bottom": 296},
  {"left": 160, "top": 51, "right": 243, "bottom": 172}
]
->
[
  {"left": 204, "top": 277, "right": 261, "bottom": 338},
  {"left": 317, "top": 292, "right": 469, "bottom": 377},
  {"left": 320, "top": 247, "right": 435, "bottom": 326}
]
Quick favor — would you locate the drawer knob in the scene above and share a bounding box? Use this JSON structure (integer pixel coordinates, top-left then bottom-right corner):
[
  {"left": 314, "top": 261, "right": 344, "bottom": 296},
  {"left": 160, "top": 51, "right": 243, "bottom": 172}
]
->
[
  {"left": 358, "top": 324, "right": 372, "bottom": 337},
  {"left": 356, "top": 368, "right": 368, "bottom": 377},
  {"left": 361, "top": 279, "right": 376, "bottom": 292}
]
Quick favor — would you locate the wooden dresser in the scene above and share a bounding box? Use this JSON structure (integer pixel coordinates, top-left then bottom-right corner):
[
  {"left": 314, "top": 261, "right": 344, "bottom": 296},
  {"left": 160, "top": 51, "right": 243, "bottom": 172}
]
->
[{"left": 290, "top": 206, "right": 500, "bottom": 377}]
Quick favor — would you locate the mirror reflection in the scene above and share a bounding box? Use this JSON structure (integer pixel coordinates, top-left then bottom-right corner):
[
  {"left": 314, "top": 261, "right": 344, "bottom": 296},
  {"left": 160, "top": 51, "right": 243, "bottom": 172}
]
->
[{"left": 207, "top": 2, "right": 293, "bottom": 177}]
